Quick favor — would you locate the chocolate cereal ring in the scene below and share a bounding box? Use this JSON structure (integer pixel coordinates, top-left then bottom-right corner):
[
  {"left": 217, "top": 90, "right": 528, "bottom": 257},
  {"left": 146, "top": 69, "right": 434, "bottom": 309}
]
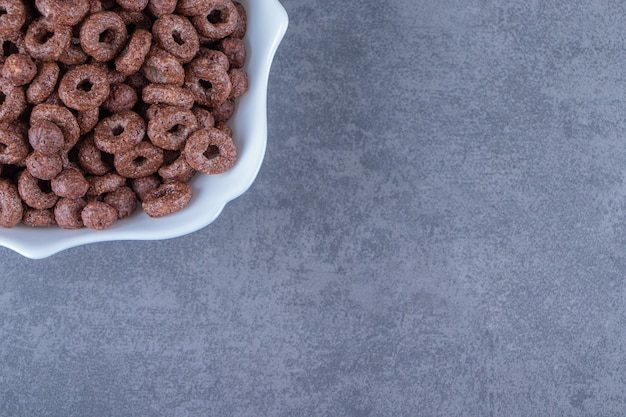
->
[
  {"left": 191, "top": 106, "right": 215, "bottom": 129},
  {"left": 17, "top": 169, "right": 58, "bottom": 209},
  {"left": 0, "top": 0, "right": 25, "bottom": 38},
  {"left": 158, "top": 155, "right": 195, "bottom": 183},
  {"left": 94, "top": 110, "right": 146, "bottom": 154},
  {"left": 54, "top": 197, "right": 85, "bottom": 229},
  {"left": 58, "top": 64, "right": 110, "bottom": 111},
  {"left": 81, "top": 200, "right": 117, "bottom": 229},
  {"left": 87, "top": 172, "right": 126, "bottom": 195},
  {"left": 28, "top": 121, "right": 64, "bottom": 155},
  {"left": 185, "top": 59, "right": 231, "bottom": 107},
  {"left": 148, "top": 0, "right": 177, "bottom": 18},
  {"left": 104, "top": 186, "right": 136, "bottom": 218},
  {"left": 141, "top": 47, "right": 185, "bottom": 85},
  {"left": 153, "top": 14, "right": 199, "bottom": 63},
  {"left": 142, "top": 181, "right": 192, "bottom": 217},
  {"left": 114, "top": 141, "right": 163, "bottom": 178},
  {"left": 142, "top": 84, "right": 194, "bottom": 108},
  {"left": 183, "top": 127, "right": 236, "bottom": 174},
  {"left": 116, "top": 10, "right": 153, "bottom": 31},
  {"left": 26, "top": 61, "right": 60, "bottom": 105},
  {"left": 115, "top": 28, "right": 152, "bottom": 76},
  {"left": 77, "top": 134, "right": 112, "bottom": 175},
  {"left": 217, "top": 37, "right": 246, "bottom": 68},
  {"left": 30, "top": 104, "right": 80, "bottom": 150},
  {"left": 196, "top": 48, "right": 229, "bottom": 70},
  {"left": 22, "top": 208, "right": 56, "bottom": 227},
  {"left": 35, "top": 0, "right": 89, "bottom": 26},
  {"left": 51, "top": 167, "right": 89, "bottom": 199},
  {"left": 103, "top": 83, "right": 137, "bottom": 113},
  {"left": 58, "top": 41, "right": 90, "bottom": 66},
  {"left": 77, "top": 107, "right": 100, "bottom": 135},
  {"left": 228, "top": 68, "right": 248, "bottom": 98},
  {"left": 0, "top": 79, "right": 25, "bottom": 123},
  {"left": 215, "top": 120, "right": 232, "bottom": 137},
  {"left": 24, "top": 18, "right": 71, "bottom": 61},
  {"left": 189, "top": 0, "right": 238, "bottom": 39},
  {"left": 0, "top": 125, "right": 28, "bottom": 164},
  {"left": 80, "top": 12, "right": 128, "bottom": 62},
  {"left": 210, "top": 97, "right": 235, "bottom": 122},
  {"left": 25, "top": 151, "right": 63, "bottom": 180},
  {"left": 147, "top": 105, "right": 198, "bottom": 150},
  {"left": 231, "top": 1, "right": 247, "bottom": 39},
  {"left": 0, "top": 179, "right": 22, "bottom": 227},
  {"left": 131, "top": 174, "right": 160, "bottom": 201},
  {"left": 116, "top": 0, "right": 149, "bottom": 12},
  {"left": 2, "top": 53, "right": 36, "bottom": 86}
]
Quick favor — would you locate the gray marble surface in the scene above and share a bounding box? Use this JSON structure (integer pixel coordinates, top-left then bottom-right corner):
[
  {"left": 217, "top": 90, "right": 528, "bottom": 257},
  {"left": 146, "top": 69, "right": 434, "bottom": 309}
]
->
[{"left": 3, "top": 0, "right": 626, "bottom": 415}]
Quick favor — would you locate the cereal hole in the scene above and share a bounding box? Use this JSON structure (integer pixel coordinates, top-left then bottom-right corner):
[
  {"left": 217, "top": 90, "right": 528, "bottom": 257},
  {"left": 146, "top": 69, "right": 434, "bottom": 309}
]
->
[
  {"left": 37, "top": 179, "right": 51, "bottom": 193},
  {"left": 207, "top": 10, "right": 222, "bottom": 24},
  {"left": 2, "top": 40, "right": 17, "bottom": 56},
  {"left": 0, "top": 92, "right": 6, "bottom": 106},
  {"left": 77, "top": 79, "right": 93, "bottom": 92},
  {"left": 111, "top": 124, "right": 125, "bottom": 136},
  {"left": 0, "top": 7, "right": 6, "bottom": 17},
  {"left": 172, "top": 30, "right": 185, "bottom": 45},
  {"left": 0, "top": 143, "right": 6, "bottom": 153},
  {"left": 199, "top": 79, "right": 212, "bottom": 90},
  {"left": 167, "top": 124, "right": 184, "bottom": 134},
  {"left": 133, "top": 156, "right": 147, "bottom": 165},
  {"left": 203, "top": 145, "right": 220, "bottom": 160},
  {"left": 99, "top": 29, "right": 116, "bottom": 44},
  {"left": 35, "top": 30, "right": 54, "bottom": 45}
]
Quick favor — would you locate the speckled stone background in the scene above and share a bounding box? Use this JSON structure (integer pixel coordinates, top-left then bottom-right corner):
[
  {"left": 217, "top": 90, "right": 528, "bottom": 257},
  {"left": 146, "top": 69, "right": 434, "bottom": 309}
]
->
[{"left": 3, "top": 0, "right": 626, "bottom": 415}]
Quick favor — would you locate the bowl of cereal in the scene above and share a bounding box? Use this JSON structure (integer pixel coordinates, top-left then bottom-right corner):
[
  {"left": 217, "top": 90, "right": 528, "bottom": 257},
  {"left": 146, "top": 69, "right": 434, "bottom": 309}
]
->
[{"left": 0, "top": 0, "right": 288, "bottom": 258}]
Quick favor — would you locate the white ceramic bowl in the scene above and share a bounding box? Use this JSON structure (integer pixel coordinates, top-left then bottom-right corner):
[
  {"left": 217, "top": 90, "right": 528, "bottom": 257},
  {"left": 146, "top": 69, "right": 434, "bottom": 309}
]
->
[{"left": 0, "top": 0, "right": 288, "bottom": 259}]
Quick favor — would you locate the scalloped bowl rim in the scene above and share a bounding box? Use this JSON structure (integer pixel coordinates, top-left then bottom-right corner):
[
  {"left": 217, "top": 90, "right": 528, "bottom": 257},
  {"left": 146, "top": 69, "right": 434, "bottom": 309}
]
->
[{"left": 0, "top": 0, "right": 288, "bottom": 259}]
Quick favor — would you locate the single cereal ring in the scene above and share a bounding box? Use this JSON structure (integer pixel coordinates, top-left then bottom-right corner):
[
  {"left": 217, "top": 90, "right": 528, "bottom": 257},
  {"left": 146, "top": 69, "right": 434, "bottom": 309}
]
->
[
  {"left": 94, "top": 110, "right": 146, "bottom": 154},
  {"left": 54, "top": 197, "right": 86, "bottom": 229},
  {"left": 77, "top": 134, "right": 112, "bottom": 175},
  {"left": 51, "top": 167, "right": 89, "bottom": 199},
  {"left": 0, "top": 125, "right": 28, "bottom": 164},
  {"left": 43, "top": 91, "right": 63, "bottom": 106},
  {"left": 158, "top": 155, "right": 196, "bottom": 183},
  {"left": 153, "top": 14, "right": 199, "bottom": 63},
  {"left": 77, "top": 107, "right": 100, "bottom": 135},
  {"left": 142, "top": 84, "right": 194, "bottom": 108},
  {"left": 114, "top": 141, "right": 163, "bottom": 178},
  {"left": 131, "top": 174, "right": 160, "bottom": 201},
  {"left": 183, "top": 127, "right": 236, "bottom": 174},
  {"left": 125, "top": 72, "right": 149, "bottom": 93},
  {"left": 80, "top": 12, "right": 128, "bottom": 62},
  {"left": 17, "top": 169, "right": 58, "bottom": 209},
  {"left": 28, "top": 121, "right": 64, "bottom": 155},
  {"left": 0, "top": 79, "right": 25, "bottom": 123},
  {"left": 185, "top": 59, "right": 231, "bottom": 107},
  {"left": 116, "top": 10, "right": 153, "bottom": 31},
  {"left": 88, "top": 0, "right": 102, "bottom": 13},
  {"left": 25, "top": 151, "right": 63, "bottom": 180},
  {"left": 115, "top": 28, "right": 152, "bottom": 76},
  {"left": 196, "top": 48, "right": 229, "bottom": 70},
  {"left": 0, "top": 179, "right": 22, "bottom": 227},
  {"left": 108, "top": 69, "right": 127, "bottom": 85},
  {"left": 116, "top": 0, "right": 149, "bottom": 12},
  {"left": 228, "top": 68, "right": 248, "bottom": 98},
  {"left": 35, "top": 0, "right": 89, "bottom": 26},
  {"left": 210, "top": 97, "right": 235, "bottom": 122},
  {"left": 191, "top": 106, "right": 215, "bottom": 129},
  {"left": 147, "top": 105, "right": 198, "bottom": 150},
  {"left": 30, "top": 104, "right": 80, "bottom": 150},
  {"left": 22, "top": 208, "right": 56, "bottom": 227},
  {"left": 216, "top": 37, "right": 246, "bottom": 68},
  {"left": 58, "top": 64, "right": 110, "bottom": 111},
  {"left": 103, "top": 83, "right": 138, "bottom": 113},
  {"left": 81, "top": 200, "right": 118, "bottom": 229},
  {"left": 141, "top": 47, "right": 185, "bottom": 85},
  {"left": 0, "top": 0, "right": 25, "bottom": 37},
  {"left": 26, "top": 61, "right": 60, "bottom": 105},
  {"left": 87, "top": 172, "right": 126, "bottom": 196},
  {"left": 2, "top": 53, "right": 36, "bottom": 86},
  {"left": 215, "top": 120, "right": 232, "bottom": 137},
  {"left": 190, "top": 0, "right": 238, "bottom": 39},
  {"left": 58, "top": 40, "right": 89, "bottom": 65},
  {"left": 142, "top": 181, "right": 192, "bottom": 217},
  {"left": 104, "top": 186, "right": 137, "bottom": 218},
  {"left": 231, "top": 1, "right": 247, "bottom": 39},
  {"left": 24, "top": 18, "right": 71, "bottom": 61},
  {"left": 148, "top": 0, "right": 177, "bottom": 18}
]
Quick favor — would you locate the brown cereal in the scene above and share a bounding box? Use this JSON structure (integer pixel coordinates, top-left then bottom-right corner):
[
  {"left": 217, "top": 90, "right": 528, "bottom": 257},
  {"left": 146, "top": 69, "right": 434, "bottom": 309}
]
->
[
  {"left": 58, "top": 64, "right": 110, "bottom": 111},
  {"left": 2, "top": 53, "right": 36, "bottom": 86},
  {"left": 158, "top": 155, "right": 196, "bottom": 183},
  {"left": 114, "top": 141, "right": 163, "bottom": 178},
  {"left": 196, "top": 48, "right": 230, "bottom": 70},
  {"left": 26, "top": 61, "right": 60, "bottom": 105},
  {"left": 142, "top": 181, "right": 192, "bottom": 217},
  {"left": 115, "top": 28, "right": 152, "bottom": 76},
  {"left": 216, "top": 37, "right": 246, "bottom": 68},
  {"left": 24, "top": 18, "right": 71, "bottom": 61},
  {"left": 58, "top": 41, "right": 89, "bottom": 66},
  {"left": 25, "top": 151, "right": 63, "bottom": 180},
  {"left": 51, "top": 167, "right": 89, "bottom": 198},
  {"left": 153, "top": 14, "right": 199, "bottom": 63},
  {"left": 17, "top": 169, "right": 58, "bottom": 209},
  {"left": 142, "top": 84, "right": 194, "bottom": 108},
  {"left": 191, "top": 106, "right": 215, "bottom": 129},
  {"left": 107, "top": 69, "right": 127, "bottom": 85},
  {"left": 147, "top": 105, "right": 198, "bottom": 150},
  {"left": 185, "top": 58, "right": 231, "bottom": 106},
  {"left": 116, "top": 0, "right": 149, "bottom": 12},
  {"left": 148, "top": 0, "right": 177, "bottom": 18},
  {"left": 0, "top": 125, "right": 28, "bottom": 164},
  {"left": 0, "top": 178, "right": 22, "bottom": 227},
  {"left": 77, "top": 134, "right": 112, "bottom": 175},
  {"left": 77, "top": 107, "right": 100, "bottom": 135},
  {"left": 35, "top": 0, "right": 89, "bottom": 26},
  {"left": 28, "top": 121, "right": 64, "bottom": 155},
  {"left": 22, "top": 208, "right": 56, "bottom": 227},
  {"left": 189, "top": 0, "right": 238, "bottom": 39},
  {"left": 0, "top": 79, "right": 25, "bottom": 123},
  {"left": 131, "top": 174, "right": 160, "bottom": 201},
  {"left": 88, "top": 0, "right": 102, "bottom": 14},
  {"left": 87, "top": 172, "right": 126, "bottom": 195},
  {"left": 103, "top": 83, "right": 138, "bottom": 113},
  {"left": 104, "top": 186, "right": 137, "bottom": 218},
  {"left": 125, "top": 72, "right": 150, "bottom": 93},
  {"left": 54, "top": 197, "right": 85, "bottom": 229},
  {"left": 228, "top": 68, "right": 248, "bottom": 98},
  {"left": 116, "top": 10, "right": 153, "bottom": 31},
  {"left": 0, "top": 0, "right": 25, "bottom": 38},
  {"left": 94, "top": 110, "right": 146, "bottom": 154},
  {"left": 215, "top": 120, "right": 232, "bottom": 137},
  {"left": 80, "top": 12, "right": 128, "bottom": 62},
  {"left": 210, "top": 97, "right": 235, "bottom": 122},
  {"left": 183, "top": 127, "right": 236, "bottom": 174},
  {"left": 141, "top": 46, "right": 185, "bottom": 85},
  {"left": 81, "top": 200, "right": 117, "bottom": 229},
  {"left": 231, "top": 1, "right": 247, "bottom": 39},
  {"left": 30, "top": 104, "right": 80, "bottom": 150}
]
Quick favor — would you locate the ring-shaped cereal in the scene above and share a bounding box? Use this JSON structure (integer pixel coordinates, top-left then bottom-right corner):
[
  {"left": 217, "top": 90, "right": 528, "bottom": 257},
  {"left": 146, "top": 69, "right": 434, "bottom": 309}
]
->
[
  {"left": 28, "top": 121, "right": 64, "bottom": 155},
  {"left": 30, "top": 104, "right": 80, "bottom": 151},
  {"left": 26, "top": 62, "right": 60, "bottom": 105},
  {"left": 54, "top": 197, "right": 86, "bottom": 229},
  {"left": 24, "top": 18, "right": 71, "bottom": 61},
  {"left": 17, "top": 170, "right": 58, "bottom": 209},
  {"left": 148, "top": 0, "right": 177, "bottom": 18},
  {"left": 104, "top": 186, "right": 137, "bottom": 219},
  {"left": 77, "top": 107, "right": 100, "bottom": 135},
  {"left": 115, "top": 29, "right": 152, "bottom": 76},
  {"left": 153, "top": 14, "right": 199, "bottom": 63},
  {"left": 51, "top": 167, "right": 89, "bottom": 199},
  {"left": 80, "top": 12, "right": 128, "bottom": 62},
  {"left": 0, "top": 179, "right": 22, "bottom": 227},
  {"left": 147, "top": 105, "right": 198, "bottom": 150},
  {"left": 211, "top": 97, "right": 235, "bottom": 122},
  {"left": 2, "top": 53, "right": 37, "bottom": 86},
  {"left": 131, "top": 174, "right": 160, "bottom": 201},
  {"left": 0, "top": 79, "right": 25, "bottom": 123},
  {"left": 191, "top": 106, "right": 215, "bottom": 129},
  {"left": 116, "top": 0, "right": 149, "bottom": 12},
  {"left": 103, "top": 83, "right": 138, "bottom": 113},
  {"left": 87, "top": 172, "right": 126, "bottom": 195},
  {"left": 142, "top": 84, "right": 194, "bottom": 109},
  {"left": 158, "top": 155, "right": 196, "bottom": 183},
  {"left": 35, "top": 0, "right": 89, "bottom": 26},
  {"left": 58, "top": 41, "right": 89, "bottom": 66},
  {"left": 77, "top": 134, "right": 112, "bottom": 175},
  {"left": 114, "top": 141, "right": 163, "bottom": 178},
  {"left": 0, "top": 125, "right": 28, "bottom": 164},
  {"left": 183, "top": 127, "right": 236, "bottom": 174},
  {"left": 81, "top": 201, "right": 118, "bottom": 229},
  {"left": 217, "top": 37, "right": 246, "bottom": 68},
  {"left": 228, "top": 68, "right": 248, "bottom": 98},
  {"left": 141, "top": 47, "right": 185, "bottom": 85},
  {"left": 189, "top": 0, "right": 238, "bottom": 39},
  {"left": 231, "top": 1, "right": 247, "bottom": 39},
  {"left": 185, "top": 59, "right": 232, "bottom": 107},
  {"left": 0, "top": 0, "right": 24, "bottom": 37},
  {"left": 22, "top": 208, "right": 56, "bottom": 227},
  {"left": 25, "top": 151, "right": 63, "bottom": 180},
  {"left": 196, "top": 48, "right": 230, "bottom": 70},
  {"left": 141, "top": 181, "right": 192, "bottom": 218},
  {"left": 58, "top": 64, "right": 110, "bottom": 111},
  {"left": 94, "top": 110, "right": 146, "bottom": 154}
]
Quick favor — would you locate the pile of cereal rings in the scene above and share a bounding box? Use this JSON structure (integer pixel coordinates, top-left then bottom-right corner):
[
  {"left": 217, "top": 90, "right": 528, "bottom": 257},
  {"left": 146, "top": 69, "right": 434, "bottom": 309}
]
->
[{"left": 0, "top": 0, "right": 248, "bottom": 229}]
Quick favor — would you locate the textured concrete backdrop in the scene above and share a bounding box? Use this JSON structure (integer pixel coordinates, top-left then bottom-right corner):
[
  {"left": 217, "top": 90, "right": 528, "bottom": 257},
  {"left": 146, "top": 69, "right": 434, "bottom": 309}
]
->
[{"left": 2, "top": 0, "right": 626, "bottom": 415}]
